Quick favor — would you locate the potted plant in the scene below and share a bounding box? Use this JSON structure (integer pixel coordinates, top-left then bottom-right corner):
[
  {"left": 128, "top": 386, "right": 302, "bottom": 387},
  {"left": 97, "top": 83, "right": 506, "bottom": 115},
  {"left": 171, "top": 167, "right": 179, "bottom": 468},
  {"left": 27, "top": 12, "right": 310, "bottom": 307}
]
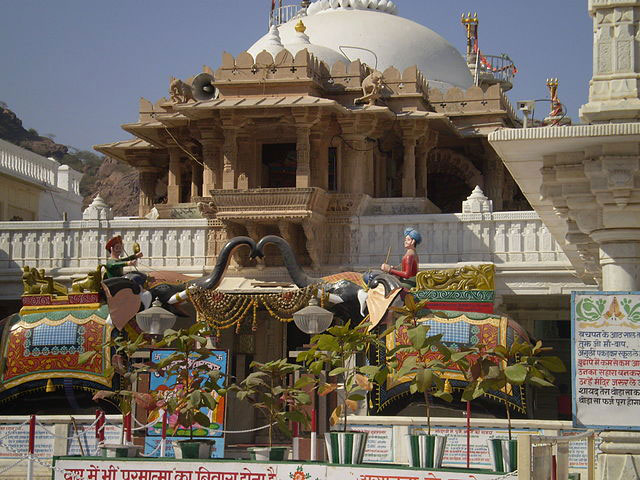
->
[
  {"left": 79, "top": 332, "right": 151, "bottom": 457},
  {"left": 458, "top": 338, "right": 566, "bottom": 473},
  {"left": 142, "top": 323, "right": 227, "bottom": 459},
  {"left": 231, "top": 358, "right": 312, "bottom": 461},
  {"left": 297, "top": 320, "right": 388, "bottom": 465},
  {"left": 386, "top": 295, "right": 457, "bottom": 468}
]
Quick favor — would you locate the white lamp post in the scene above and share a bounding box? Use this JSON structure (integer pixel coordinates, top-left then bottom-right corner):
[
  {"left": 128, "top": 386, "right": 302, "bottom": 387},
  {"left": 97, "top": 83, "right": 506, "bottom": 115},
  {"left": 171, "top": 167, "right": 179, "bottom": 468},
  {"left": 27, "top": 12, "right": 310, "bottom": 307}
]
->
[
  {"left": 292, "top": 296, "right": 334, "bottom": 335},
  {"left": 293, "top": 296, "right": 333, "bottom": 461},
  {"left": 135, "top": 299, "right": 177, "bottom": 335}
]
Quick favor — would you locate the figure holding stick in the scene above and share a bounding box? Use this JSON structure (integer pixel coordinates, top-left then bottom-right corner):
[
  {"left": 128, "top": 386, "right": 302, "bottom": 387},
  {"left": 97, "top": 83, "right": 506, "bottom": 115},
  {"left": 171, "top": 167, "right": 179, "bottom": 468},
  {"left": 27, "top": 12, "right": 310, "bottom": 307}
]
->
[{"left": 381, "top": 227, "right": 421, "bottom": 286}]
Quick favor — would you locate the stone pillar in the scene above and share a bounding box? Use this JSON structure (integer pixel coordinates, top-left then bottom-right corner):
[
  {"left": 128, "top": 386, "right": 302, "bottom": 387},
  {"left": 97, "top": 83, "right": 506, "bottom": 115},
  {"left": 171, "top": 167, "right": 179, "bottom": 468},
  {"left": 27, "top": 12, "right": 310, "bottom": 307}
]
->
[
  {"left": 580, "top": 0, "right": 640, "bottom": 123},
  {"left": 222, "top": 128, "right": 238, "bottom": 190},
  {"left": 167, "top": 146, "right": 182, "bottom": 204},
  {"left": 201, "top": 139, "right": 222, "bottom": 196},
  {"left": 593, "top": 233, "right": 640, "bottom": 291},
  {"left": 310, "top": 133, "right": 328, "bottom": 190},
  {"left": 138, "top": 169, "right": 158, "bottom": 217},
  {"left": 402, "top": 135, "right": 417, "bottom": 197},
  {"left": 483, "top": 148, "right": 505, "bottom": 210},
  {"left": 600, "top": 432, "right": 640, "bottom": 480},
  {"left": 190, "top": 161, "right": 201, "bottom": 199},
  {"left": 296, "top": 124, "right": 311, "bottom": 188},
  {"left": 341, "top": 135, "right": 366, "bottom": 194}
]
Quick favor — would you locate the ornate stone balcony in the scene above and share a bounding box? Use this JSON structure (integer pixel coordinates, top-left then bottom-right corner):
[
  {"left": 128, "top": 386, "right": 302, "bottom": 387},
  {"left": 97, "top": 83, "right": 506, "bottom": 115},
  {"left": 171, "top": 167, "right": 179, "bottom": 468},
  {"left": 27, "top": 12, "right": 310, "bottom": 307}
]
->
[{"left": 207, "top": 187, "right": 329, "bottom": 223}]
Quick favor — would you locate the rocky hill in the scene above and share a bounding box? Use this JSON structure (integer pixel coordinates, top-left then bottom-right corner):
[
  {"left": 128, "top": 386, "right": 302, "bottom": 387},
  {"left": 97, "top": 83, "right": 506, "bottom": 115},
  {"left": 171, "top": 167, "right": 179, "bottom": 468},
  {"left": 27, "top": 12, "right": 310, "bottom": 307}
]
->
[{"left": 0, "top": 103, "right": 138, "bottom": 216}]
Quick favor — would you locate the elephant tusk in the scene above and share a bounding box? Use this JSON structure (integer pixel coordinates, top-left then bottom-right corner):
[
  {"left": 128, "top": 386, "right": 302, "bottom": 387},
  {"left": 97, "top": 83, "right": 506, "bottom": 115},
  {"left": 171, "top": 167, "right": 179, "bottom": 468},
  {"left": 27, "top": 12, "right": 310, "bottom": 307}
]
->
[{"left": 168, "top": 286, "right": 193, "bottom": 305}]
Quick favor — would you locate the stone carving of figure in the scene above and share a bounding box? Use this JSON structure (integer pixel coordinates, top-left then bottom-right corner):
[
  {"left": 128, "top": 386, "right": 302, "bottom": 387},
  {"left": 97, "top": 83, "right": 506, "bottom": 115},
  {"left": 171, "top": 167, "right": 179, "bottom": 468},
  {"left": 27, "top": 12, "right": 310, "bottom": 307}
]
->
[
  {"left": 381, "top": 227, "right": 422, "bottom": 285},
  {"left": 354, "top": 70, "right": 384, "bottom": 106},
  {"left": 169, "top": 77, "right": 195, "bottom": 103}
]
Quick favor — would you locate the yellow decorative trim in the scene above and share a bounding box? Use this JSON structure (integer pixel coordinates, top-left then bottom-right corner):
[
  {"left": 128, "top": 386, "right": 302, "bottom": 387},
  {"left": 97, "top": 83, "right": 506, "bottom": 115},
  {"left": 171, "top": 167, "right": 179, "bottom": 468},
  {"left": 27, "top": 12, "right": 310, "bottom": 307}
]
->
[
  {"left": 11, "top": 312, "right": 107, "bottom": 330},
  {"left": 1, "top": 371, "right": 112, "bottom": 391},
  {"left": 19, "top": 303, "right": 102, "bottom": 316},
  {"left": 414, "top": 264, "right": 494, "bottom": 291}
]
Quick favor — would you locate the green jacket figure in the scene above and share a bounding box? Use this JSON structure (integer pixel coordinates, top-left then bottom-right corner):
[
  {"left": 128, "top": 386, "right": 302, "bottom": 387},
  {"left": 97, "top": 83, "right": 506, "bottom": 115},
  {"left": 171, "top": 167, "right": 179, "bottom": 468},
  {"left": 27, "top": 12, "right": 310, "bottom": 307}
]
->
[{"left": 104, "top": 235, "right": 143, "bottom": 279}]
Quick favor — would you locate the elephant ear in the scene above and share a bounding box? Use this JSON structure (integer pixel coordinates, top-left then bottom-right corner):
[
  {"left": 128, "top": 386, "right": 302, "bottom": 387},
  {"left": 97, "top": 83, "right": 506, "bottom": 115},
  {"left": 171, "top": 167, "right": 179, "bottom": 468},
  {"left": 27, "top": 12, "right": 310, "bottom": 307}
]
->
[
  {"left": 101, "top": 281, "right": 141, "bottom": 331},
  {"left": 366, "top": 285, "right": 402, "bottom": 331}
]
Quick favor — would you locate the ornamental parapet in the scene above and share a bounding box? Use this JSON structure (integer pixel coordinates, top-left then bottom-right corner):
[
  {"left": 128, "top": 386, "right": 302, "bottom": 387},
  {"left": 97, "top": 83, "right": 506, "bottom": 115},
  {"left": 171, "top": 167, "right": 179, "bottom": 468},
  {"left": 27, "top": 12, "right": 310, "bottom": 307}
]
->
[{"left": 207, "top": 187, "right": 329, "bottom": 222}]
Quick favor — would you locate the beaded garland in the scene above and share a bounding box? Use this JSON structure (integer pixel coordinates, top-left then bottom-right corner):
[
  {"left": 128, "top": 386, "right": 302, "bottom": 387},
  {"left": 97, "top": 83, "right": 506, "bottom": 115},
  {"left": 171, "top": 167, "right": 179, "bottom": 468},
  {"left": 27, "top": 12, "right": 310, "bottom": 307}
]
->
[{"left": 187, "top": 284, "right": 323, "bottom": 337}]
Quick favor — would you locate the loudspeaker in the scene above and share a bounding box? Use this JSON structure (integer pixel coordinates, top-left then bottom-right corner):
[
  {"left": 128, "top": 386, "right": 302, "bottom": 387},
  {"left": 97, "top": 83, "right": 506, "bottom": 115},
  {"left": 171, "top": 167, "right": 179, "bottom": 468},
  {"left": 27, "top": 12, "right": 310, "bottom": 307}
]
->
[{"left": 192, "top": 73, "right": 217, "bottom": 101}]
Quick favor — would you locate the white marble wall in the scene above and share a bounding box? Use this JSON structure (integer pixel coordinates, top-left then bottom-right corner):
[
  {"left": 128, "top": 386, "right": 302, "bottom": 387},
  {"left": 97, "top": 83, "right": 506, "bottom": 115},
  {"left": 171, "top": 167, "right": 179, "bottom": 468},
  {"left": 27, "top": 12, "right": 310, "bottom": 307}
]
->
[
  {"left": 0, "top": 218, "right": 209, "bottom": 298},
  {"left": 0, "top": 139, "right": 83, "bottom": 220},
  {"left": 353, "top": 211, "right": 567, "bottom": 267}
]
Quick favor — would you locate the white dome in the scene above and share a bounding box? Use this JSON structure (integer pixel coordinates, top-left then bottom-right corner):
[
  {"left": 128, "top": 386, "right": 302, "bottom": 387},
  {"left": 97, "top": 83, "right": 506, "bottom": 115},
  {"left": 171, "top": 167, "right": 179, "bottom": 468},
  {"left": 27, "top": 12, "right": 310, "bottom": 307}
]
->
[{"left": 247, "top": 5, "right": 473, "bottom": 90}]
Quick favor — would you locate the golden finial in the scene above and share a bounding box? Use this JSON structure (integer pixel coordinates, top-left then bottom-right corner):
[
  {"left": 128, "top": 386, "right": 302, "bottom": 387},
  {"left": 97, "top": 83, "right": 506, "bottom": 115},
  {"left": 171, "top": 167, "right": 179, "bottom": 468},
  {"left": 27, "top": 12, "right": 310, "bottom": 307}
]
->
[
  {"left": 444, "top": 379, "right": 452, "bottom": 394},
  {"left": 46, "top": 378, "right": 55, "bottom": 393},
  {"left": 295, "top": 20, "right": 307, "bottom": 33}
]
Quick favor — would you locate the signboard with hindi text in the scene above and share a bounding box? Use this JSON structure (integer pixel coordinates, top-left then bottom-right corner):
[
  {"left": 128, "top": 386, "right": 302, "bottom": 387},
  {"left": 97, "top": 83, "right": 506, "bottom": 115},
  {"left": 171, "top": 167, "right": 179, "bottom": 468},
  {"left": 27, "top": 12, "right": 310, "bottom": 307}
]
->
[
  {"left": 572, "top": 292, "right": 640, "bottom": 430},
  {"left": 53, "top": 457, "right": 507, "bottom": 480}
]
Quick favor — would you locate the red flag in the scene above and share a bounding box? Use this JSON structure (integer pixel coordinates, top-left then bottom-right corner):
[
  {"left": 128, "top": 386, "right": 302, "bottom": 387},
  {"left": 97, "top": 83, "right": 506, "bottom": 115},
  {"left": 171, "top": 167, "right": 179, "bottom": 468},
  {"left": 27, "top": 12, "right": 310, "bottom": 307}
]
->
[{"left": 271, "top": 0, "right": 275, "bottom": 11}]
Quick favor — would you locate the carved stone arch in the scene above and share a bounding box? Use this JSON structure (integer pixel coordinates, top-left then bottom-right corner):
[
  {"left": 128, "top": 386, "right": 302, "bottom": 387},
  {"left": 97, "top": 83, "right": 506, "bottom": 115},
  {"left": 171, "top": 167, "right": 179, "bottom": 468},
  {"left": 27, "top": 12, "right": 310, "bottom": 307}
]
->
[
  {"left": 427, "top": 148, "right": 484, "bottom": 213},
  {"left": 428, "top": 148, "right": 483, "bottom": 188}
]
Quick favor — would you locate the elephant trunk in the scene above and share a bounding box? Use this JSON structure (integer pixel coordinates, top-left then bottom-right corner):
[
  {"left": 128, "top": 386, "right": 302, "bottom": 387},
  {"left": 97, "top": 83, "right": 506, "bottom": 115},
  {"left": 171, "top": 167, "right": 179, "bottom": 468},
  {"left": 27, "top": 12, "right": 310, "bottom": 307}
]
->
[
  {"left": 193, "top": 236, "right": 261, "bottom": 290},
  {"left": 255, "top": 235, "right": 318, "bottom": 288}
]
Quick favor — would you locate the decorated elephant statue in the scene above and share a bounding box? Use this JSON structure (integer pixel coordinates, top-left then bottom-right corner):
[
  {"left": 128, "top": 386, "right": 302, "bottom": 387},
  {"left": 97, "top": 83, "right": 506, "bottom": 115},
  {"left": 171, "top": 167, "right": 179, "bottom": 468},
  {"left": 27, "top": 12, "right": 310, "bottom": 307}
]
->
[{"left": 0, "top": 236, "right": 262, "bottom": 412}]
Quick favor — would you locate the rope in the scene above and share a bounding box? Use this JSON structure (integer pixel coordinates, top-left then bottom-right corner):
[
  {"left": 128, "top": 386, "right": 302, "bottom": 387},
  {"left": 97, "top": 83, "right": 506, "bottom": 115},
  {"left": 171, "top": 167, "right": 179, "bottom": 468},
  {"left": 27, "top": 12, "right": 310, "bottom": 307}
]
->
[
  {"left": 218, "top": 422, "right": 276, "bottom": 434},
  {"left": 35, "top": 417, "right": 100, "bottom": 439},
  {"left": 132, "top": 417, "right": 159, "bottom": 432},
  {"left": 0, "top": 419, "right": 29, "bottom": 443},
  {"left": 0, "top": 457, "right": 25, "bottom": 476},
  {"left": 138, "top": 440, "right": 163, "bottom": 458}
]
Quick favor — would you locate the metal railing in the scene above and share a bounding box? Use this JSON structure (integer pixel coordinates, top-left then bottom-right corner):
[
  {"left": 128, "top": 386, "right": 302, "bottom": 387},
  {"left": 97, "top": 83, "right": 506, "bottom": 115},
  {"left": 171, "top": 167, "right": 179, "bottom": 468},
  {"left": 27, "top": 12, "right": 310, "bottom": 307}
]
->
[{"left": 270, "top": 4, "right": 302, "bottom": 27}]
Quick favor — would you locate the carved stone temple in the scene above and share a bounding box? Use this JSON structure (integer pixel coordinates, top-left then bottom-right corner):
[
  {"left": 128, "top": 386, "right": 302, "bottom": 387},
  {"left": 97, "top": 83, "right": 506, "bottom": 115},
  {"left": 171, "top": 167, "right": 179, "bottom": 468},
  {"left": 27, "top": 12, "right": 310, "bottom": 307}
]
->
[{"left": 94, "top": 3, "right": 526, "bottom": 274}]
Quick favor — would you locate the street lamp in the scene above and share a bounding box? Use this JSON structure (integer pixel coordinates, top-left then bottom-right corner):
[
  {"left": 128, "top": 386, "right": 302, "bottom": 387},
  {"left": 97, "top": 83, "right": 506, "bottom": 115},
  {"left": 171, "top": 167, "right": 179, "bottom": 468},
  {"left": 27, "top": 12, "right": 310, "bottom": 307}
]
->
[
  {"left": 292, "top": 296, "right": 333, "bottom": 462},
  {"left": 293, "top": 296, "right": 334, "bottom": 335},
  {"left": 135, "top": 299, "right": 177, "bottom": 335}
]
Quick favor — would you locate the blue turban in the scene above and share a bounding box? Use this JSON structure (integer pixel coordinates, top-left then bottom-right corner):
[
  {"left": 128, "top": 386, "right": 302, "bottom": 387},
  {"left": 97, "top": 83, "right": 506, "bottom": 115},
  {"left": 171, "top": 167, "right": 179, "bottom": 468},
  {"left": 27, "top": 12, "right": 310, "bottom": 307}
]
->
[{"left": 404, "top": 227, "right": 422, "bottom": 246}]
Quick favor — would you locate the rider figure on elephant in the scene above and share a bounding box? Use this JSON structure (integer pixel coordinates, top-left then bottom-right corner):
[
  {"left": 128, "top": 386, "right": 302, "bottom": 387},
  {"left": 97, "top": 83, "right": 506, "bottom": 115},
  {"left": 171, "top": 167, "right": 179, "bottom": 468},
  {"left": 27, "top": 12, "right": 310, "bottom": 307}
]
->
[
  {"left": 380, "top": 227, "right": 421, "bottom": 287},
  {"left": 104, "top": 236, "right": 143, "bottom": 279}
]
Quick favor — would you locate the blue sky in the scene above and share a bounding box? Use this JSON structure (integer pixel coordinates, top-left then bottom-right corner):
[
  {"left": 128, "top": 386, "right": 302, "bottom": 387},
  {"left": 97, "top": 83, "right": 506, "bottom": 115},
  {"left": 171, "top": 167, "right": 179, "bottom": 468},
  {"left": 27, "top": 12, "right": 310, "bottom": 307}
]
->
[{"left": 0, "top": 1, "right": 592, "bottom": 152}]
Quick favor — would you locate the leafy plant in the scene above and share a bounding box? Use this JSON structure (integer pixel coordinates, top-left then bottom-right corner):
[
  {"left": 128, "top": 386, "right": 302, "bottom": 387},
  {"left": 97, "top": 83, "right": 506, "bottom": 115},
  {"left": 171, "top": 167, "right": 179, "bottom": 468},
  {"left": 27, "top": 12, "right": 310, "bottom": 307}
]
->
[
  {"left": 458, "top": 338, "right": 566, "bottom": 440},
  {"left": 231, "top": 359, "right": 311, "bottom": 448},
  {"left": 297, "top": 321, "right": 388, "bottom": 432},
  {"left": 386, "top": 295, "right": 457, "bottom": 435},
  {"left": 79, "top": 332, "right": 152, "bottom": 441},
  {"left": 142, "top": 323, "right": 226, "bottom": 441}
]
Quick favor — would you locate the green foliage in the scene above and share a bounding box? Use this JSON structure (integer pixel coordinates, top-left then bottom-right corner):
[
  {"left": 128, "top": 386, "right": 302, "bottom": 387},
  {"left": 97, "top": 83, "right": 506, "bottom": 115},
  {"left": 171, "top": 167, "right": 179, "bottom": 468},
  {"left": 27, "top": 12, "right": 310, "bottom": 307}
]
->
[
  {"left": 456, "top": 338, "right": 566, "bottom": 438},
  {"left": 230, "top": 358, "right": 311, "bottom": 447},
  {"left": 386, "top": 295, "right": 460, "bottom": 435},
  {"left": 140, "top": 323, "right": 227, "bottom": 440},
  {"left": 297, "top": 321, "right": 387, "bottom": 432},
  {"left": 79, "top": 332, "right": 150, "bottom": 416}
]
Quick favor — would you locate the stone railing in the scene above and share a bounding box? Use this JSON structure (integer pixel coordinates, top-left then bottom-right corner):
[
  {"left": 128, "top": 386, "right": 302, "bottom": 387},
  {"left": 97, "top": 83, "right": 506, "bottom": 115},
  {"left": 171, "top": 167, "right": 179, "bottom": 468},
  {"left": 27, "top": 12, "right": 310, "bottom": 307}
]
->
[
  {"left": 353, "top": 210, "right": 569, "bottom": 267},
  {"left": 0, "top": 139, "right": 80, "bottom": 194},
  {"left": 0, "top": 218, "right": 209, "bottom": 298}
]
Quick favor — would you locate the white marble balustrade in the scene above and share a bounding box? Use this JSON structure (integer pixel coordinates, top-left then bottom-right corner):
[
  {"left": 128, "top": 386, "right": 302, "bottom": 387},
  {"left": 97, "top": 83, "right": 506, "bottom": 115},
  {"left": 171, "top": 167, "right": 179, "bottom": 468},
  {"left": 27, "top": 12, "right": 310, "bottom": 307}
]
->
[
  {"left": 353, "top": 211, "right": 569, "bottom": 267},
  {"left": 0, "top": 139, "right": 70, "bottom": 190},
  {"left": 0, "top": 218, "right": 209, "bottom": 274}
]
